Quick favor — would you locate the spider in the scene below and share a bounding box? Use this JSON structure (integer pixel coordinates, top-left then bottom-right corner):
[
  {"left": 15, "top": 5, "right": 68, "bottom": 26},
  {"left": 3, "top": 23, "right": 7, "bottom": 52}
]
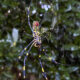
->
[{"left": 18, "top": 7, "right": 60, "bottom": 80}]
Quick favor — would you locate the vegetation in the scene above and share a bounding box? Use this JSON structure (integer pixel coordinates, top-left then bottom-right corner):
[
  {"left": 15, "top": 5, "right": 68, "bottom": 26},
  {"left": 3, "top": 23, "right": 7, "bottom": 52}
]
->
[{"left": 0, "top": 0, "right": 80, "bottom": 80}]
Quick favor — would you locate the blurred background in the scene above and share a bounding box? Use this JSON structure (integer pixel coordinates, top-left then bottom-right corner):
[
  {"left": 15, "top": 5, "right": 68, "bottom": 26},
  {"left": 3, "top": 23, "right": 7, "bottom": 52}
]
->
[{"left": 0, "top": 0, "right": 80, "bottom": 80}]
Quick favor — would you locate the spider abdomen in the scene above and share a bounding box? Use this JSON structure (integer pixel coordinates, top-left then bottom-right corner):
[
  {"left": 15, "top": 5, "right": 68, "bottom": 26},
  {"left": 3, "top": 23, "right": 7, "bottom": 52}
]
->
[{"left": 34, "top": 35, "right": 41, "bottom": 47}]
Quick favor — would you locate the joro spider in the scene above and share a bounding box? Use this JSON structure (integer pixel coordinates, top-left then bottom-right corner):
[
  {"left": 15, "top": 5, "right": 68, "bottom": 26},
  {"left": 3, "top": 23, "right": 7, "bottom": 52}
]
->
[{"left": 18, "top": 7, "right": 60, "bottom": 80}]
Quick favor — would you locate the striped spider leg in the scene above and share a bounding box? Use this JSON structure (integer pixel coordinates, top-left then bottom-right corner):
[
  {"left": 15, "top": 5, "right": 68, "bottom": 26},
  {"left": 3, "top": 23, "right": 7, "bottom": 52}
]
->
[
  {"left": 38, "top": 48, "right": 48, "bottom": 80},
  {"left": 42, "top": 48, "right": 70, "bottom": 66},
  {"left": 18, "top": 40, "right": 34, "bottom": 60},
  {"left": 18, "top": 40, "right": 35, "bottom": 79},
  {"left": 23, "top": 42, "right": 35, "bottom": 79},
  {"left": 42, "top": 48, "right": 59, "bottom": 65},
  {"left": 27, "top": 7, "right": 33, "bottom": 33}
]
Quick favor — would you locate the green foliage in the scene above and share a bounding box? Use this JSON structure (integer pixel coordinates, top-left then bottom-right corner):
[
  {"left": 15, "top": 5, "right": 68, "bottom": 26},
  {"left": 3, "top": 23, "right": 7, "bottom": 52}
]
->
[{"left": 0, "top": 0, "right": 80, "bottom": 80}]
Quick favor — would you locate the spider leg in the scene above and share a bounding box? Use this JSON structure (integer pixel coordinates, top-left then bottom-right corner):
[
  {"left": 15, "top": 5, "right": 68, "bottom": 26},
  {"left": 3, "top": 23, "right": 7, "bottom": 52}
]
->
[
  {"left": 22, "top": 42, "right": 35, "bottom": 79},
  {"left": 38, "top": 48, "right": 48, "bottom": 80},
  {"left": 42, "top": 48, "right": 70, "bottom": 66},
  {"left": 18, "top": 40, "right": 34, "bottom": 60},
  {"left": 42, "top": 48, "right": 59, "bottom": 65},
  {"left": 39, "top": 57, "right": 48, "bottom": 80},
  {"left": 27, "top": 7, "right": 33, "bottom": 33},
  {"left": 23, "top": 56, "right": 27, "bottom": 79}
]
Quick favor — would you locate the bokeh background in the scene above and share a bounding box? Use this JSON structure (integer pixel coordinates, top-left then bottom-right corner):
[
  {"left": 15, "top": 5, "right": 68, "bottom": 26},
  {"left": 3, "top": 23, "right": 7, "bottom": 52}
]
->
[{"left": 0, "top": 0, "right": 80, "bottom": 80}]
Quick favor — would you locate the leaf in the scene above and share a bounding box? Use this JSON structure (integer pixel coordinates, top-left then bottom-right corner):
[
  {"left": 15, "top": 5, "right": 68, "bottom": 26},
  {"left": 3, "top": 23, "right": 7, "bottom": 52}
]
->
[
  {"left": 67, "top": 67, "right": 79, "bottom": 73},
  {"left": 62, "top": 44, "right": 79, "bottom": 51}
]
